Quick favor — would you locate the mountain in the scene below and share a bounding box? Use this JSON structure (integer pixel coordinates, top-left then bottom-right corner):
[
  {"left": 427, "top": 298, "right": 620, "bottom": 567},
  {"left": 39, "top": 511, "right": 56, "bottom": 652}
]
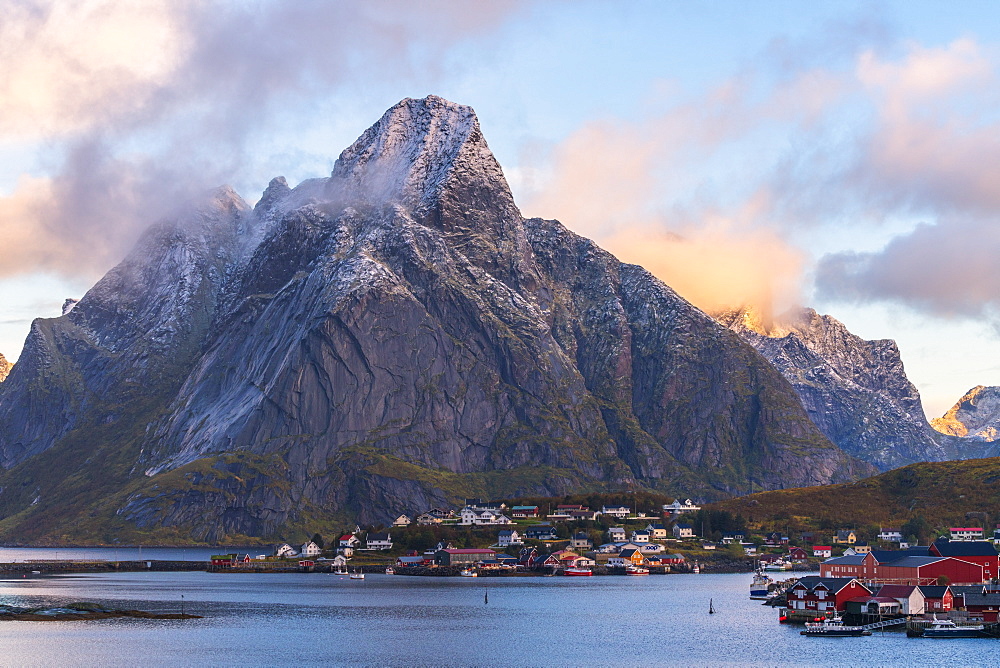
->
[
  {"left": 0, "top": 96, "right": 873, "bottom": 544},
  {"left": 710, "top": 456, "right": 1000, "bottom": 535},
  {"left": 0, "top": 354, "right": 11, "bottom": 383},
  {"left": 715, "top": 306, "right": 990, "bottom": 470},
  {"left": 932, "top": 386, "right": 1000, "bottom": 442}
]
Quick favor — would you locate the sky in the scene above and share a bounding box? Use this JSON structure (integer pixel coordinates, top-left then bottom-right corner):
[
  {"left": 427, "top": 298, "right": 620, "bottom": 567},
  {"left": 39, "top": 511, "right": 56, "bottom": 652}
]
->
[{"left": 4, "top": 0, "right": 1000, "bottom": 418}]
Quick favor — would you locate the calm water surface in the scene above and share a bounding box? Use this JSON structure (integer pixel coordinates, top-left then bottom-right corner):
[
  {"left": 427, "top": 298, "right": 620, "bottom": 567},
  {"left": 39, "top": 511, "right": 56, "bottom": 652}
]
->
[{"left": 0, "top": 570, "right": 993, "bottom": 667}]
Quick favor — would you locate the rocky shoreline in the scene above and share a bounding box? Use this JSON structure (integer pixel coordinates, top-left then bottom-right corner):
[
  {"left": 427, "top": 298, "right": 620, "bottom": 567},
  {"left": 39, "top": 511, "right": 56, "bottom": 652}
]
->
[{"left": 0, "top": 602, "right": 200, "bottom": 621}]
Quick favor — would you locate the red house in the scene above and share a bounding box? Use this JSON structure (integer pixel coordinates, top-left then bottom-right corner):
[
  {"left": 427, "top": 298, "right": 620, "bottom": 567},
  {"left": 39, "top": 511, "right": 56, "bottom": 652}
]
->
[
  {"left": 962, "top": 592, "right": 1000, "bottom": 622},
  {"left": 786, "top": 577, "right": 872, "bottom": 613},
  {"left": 918, "top": 585, "right": 954, "bottom": 612},
  {"left": 929, "top": 540, "right": 999, "bottom": 580},
  {"left": 788, "top": 547, "right": 810, "bottom": 562}
]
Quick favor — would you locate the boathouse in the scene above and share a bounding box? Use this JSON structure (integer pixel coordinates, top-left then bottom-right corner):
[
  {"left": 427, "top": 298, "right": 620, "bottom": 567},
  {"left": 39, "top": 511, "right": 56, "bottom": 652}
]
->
[
  {"left": 434, "top": 548, "right": 496, "bottom": 566},
  {"left": 785, "top": 577, "right": 872, "bottom": 613}
]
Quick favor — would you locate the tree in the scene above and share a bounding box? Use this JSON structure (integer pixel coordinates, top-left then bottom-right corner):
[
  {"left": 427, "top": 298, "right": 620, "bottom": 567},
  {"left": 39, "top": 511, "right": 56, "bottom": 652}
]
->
[
  {"left": 901, "top": 516, "right": 931, "bottom": 545},
  {"left": 311, "top": 533, "right": 325, "bottom": 549}
]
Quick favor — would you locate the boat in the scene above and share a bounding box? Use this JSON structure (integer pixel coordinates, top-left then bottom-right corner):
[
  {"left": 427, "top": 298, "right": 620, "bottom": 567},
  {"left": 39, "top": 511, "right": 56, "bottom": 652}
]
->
[
  {"left": 763, "top": 559, "right": 791, "bottom": 572},
  {"left": 384, "top": 567, "right": 395, "bottom": 575},
  {"left": 625, "top": 565, "right": 649, "bottom": 576},
  {"left": 692, "top": 563, "right": 700, "bottom": 574},
  {"left": 750, "top": 572, "right": 772, "bottom": 599},
  {"left": 564, "top": 567, "right": 593, "bottom": 576},
  {"left": 921, "top": 617, "right": 985, "bottom": 638},
  {"left": 349, "top": 569, "right": 365, "bottom": 580},
  {"left": 801, "top": 616, "right": 872, "bottom": 637},
  {"left": 459, "top": 569, "right": 478, "bottom": 577}
]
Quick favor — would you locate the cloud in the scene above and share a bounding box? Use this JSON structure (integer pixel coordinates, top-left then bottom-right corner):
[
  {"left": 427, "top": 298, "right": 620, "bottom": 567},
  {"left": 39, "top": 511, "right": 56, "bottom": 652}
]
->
[{"left": 0, "top": 0, "right": 525, "bottom": 279}]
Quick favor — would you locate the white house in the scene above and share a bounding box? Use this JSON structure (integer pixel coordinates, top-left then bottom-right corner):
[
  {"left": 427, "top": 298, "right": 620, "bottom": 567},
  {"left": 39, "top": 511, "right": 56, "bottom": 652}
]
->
[
  {"left": 608, "top": 527, "right": 627, "bottom": 542},
  {"left": 300, "top": 541, "right": 322, "bottom": 557},
  {"left": 497, "top": 529, "right": 523, "bottom": 547},
  {"left": 813, "top": 546, "right": 832, "bottom": 558},
  {"left": 951, "top": 527, "right": 984, "bottom": 541},
  {"left": 392, "top": 515, "right": 412, "bottom": 527},
  {"left": 662, "top": 499, "right": 701, "bottom": 517},
  {"left": 339, "top": 534, "right": 360, "bottom": 548},
  {"left": 331, "top": 554, "right": 348, "bottom": 567},
  {"left": 646, "top": 523, "right": 668, "bottom": 540},
  {"left": 631, "top": 530, "right": 651, "bottom": 544},
  {"left": 366, "top": 532, "right": 393, "bottom": 550},
  {"left": 460, "top": 507, "right": 514, "bottom": 526},
  {"left": 672, "top": 524, "right": 694, "bottom": 539},
  {"left": 601, "top": 505, "right": 631, "bottom": 519},
  {"left": 878, "top": 528, "right": 903, "bottom": 542},
  {"left": 275, "top": 543, "right": 298, "bottom": 558}
]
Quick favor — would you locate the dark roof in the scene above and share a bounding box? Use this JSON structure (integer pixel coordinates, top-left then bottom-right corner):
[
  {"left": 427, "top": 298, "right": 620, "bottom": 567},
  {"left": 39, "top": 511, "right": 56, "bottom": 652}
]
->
[
  {"left": 573, "top": 532, "right": 590, "bottom": 540},
  {"left": 932, "top": 541, "right": 999, "bottom": 558},
  {"left": 917, "top": 586, "right": 950, "bottom": 598},
  {"left": 823, "top": 555, "right": 865, "bottom": 565},
  {"left": 880, "top": 556, "right": 945, "bottom": 569},
  {"left": 675, "top": 524, "right": 692, "bottom": 529},
  {"left": 793, "top": 576, "right": 869, "bottom": 594},
  {"left": 874, "top": 584, "right": 917, "bottom": 597},
  {"left": 950, "top": 585, "right": 988, "bottom": 597},
  {"left": 963, "top": 593, "right": 1000, "bottom": 607},
  {"left": 619, "top": 549, "right": 639, "bottom": 558},
  {"left": 367, "top": 532, "right": 391, "bottom": 542}
]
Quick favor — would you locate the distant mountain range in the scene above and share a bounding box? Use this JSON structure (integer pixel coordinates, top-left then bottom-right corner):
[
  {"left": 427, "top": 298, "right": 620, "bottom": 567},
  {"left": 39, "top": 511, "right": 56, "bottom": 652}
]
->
[
  {"left": 715, "top": 306, "right": 996, "bottom": 470},
  {"left": 0, "top": 96, "right": 990, "bottom": 545}
]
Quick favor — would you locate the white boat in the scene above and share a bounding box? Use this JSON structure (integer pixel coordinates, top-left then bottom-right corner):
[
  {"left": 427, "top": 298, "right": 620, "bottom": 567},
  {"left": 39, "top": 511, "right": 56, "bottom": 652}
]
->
[
  {"left": 459, "top": 569, "right": 478, "bottom": 577},
  {"left": 564, "top": 567, "right": 593, "bottom": 576},
  {"left": 349, "top": 569, "right": 365, "bottom": 580},
  {"left": 801, "top": 616, "right": 871, "bottom": 637},
  {"left": 750, "top": 572, "right": 772, "bottom": 599},
  {"left": 763, "top": 559, "right": 791, "bottom": 571},
  {"left": 625, "top": 565, "right": 649, "bottom": 576},
  {"left": 692, "top": 563, "right": 700, "bottom": 574},
  {"left": 921, "top": 616, "right": 984, "bottom": 638},
  {"left": 384, "top": 567, "right": 395, "bottom": 575}
]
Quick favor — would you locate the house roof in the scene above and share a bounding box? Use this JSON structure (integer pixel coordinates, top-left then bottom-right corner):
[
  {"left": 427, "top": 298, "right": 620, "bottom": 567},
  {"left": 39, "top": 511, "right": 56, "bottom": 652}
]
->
[
  {"left": 813, "top": 546, "right": 832, "bottom": 550},
  {"left": 573, "top": 532, "right": 590, "bottom": 540},
  {"left": 367, "top": 532, "right": 391, "bottom": 541},
  {"left": 793, "top": 576, "right": 869, "bottom": 594},
  {"left": 880, "top": 556, "right": 946, "bottom": 569},
  {"left": 619, "top": 549, "right": 640, "bottom": 558},
  {"left": 823, "top": 555, "right": 865, "bottom": 565},
  {"left": 846, "top": 596, "right": 900, "bottom": 605},
  {"left": 511, "top": 506, "right": 538, "bottom": 510},
  {"left": 963, "top": 592, "right": 1000, "bottom": 607},
  {"left": 949, "top": 585, "right": 987, "bottom": 597},
  {"left": 874, "top": 584, "right": 918, "bottom": 598},
  {"left": 917, "top": 586, "right": 950, "bottom": 598},
  {"left": 675, "top": 523, "right": 692, "bottom": 529},
  {"left": 440, "top": 548, "right": 496, "bottom": 554},
  {"left": 932, "top": 540, "right": 999, "bottom": 557}
]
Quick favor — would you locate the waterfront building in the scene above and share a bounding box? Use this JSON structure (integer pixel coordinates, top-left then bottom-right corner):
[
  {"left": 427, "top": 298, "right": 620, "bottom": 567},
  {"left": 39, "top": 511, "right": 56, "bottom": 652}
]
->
[
  {"left": 929, "top": 539, "right": 999, "bottom": 579},
  {"left": 786, "top": 577, "right": 872, "bottom": 613},
  {"left": 872, "top": 584, "right": 925, "bottom": 614},
  {"left": 917, "top": 585, "right": 954, "bottom": 612},
  {"left": 820, "top": 548, "right": 988, "bottom": 585},
  {"left": 434, "top": 548, "right": 496, "bottom": 566}
]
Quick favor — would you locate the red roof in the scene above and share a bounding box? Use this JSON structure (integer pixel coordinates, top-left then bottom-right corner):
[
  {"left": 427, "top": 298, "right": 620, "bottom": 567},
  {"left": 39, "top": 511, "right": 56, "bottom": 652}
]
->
[
  {"left": 813, "top": 546, "right": 832, "bottom": 550},
  {"left": 339, "top": 534, "right": 354, "bottom": 541}
]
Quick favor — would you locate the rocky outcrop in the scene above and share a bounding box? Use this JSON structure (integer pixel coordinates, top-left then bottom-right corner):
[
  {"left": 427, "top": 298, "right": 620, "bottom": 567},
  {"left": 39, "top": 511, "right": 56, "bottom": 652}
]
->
[
  {"left": 932, "top": 386, "right": 1000, "bottom": 442},
  {"left": 0, "top": 354, "right": 11, "bottom": 383},
  {"left": 0, "top": 96, "right": 874, "bottom": 542},
  {"left": 716, "top": 306, "right": 991, "bottom": 470}
]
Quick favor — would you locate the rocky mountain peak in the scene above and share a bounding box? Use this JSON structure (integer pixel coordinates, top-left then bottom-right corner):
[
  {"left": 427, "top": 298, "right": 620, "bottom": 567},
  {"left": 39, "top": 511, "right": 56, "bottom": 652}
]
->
[
  {"left": 932, "top": 385, "right": 1000, "bottom": 441},
  {"left": 0, "top": 353, "right": 11, "bottom": 383},
  {"left": 330, "top": 95, "right": 513, "bottom": 213}
]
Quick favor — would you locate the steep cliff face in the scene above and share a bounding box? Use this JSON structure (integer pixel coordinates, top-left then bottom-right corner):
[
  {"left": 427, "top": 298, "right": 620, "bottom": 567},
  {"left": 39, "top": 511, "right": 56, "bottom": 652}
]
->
[
  {"left": 932, "top": 386, "right": 1000, "bottom": 442},
  {"left": 0, "top": 96, "right": 873, "bottom": 543},
  {"left": 716, "top": 306, "right": 989, "bottom": 470}
]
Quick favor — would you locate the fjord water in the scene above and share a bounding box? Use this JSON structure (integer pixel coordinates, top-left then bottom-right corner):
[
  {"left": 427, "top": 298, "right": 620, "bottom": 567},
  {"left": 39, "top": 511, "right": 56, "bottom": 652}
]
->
[{"left": 0, "top": 571, "right": 992, "bottom": 667}]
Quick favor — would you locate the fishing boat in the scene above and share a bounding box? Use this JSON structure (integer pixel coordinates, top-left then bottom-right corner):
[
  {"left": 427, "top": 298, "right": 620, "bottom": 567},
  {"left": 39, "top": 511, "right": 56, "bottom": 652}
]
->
[
  {"left": 564, "top": 567, "right": 593, "bottom": 576},
  {"left": 763, "top": 559, "right": 792, "bottom": 571},
  {"left": 349, "top": 569, "right": 365, "bottom": 580},
  {"left": 625, "top": 565, "right": 649, "bottom": 576},
  {"left": 384, "top": 567, "right": 395, "bottom": 575},
  {"left": 750, "top": 572, "right": 772, "bottom": 599},
  {"left": 691, "top": 563, "right": 700, "bottom": 574},
  {"left": 921, "top": 617, "right": 985, "bottom": 638},
  {"left": 801, "top": 616, "right": 871, "bottom": 637},
  {"left": 459, "top": 569, "right": 478, "bottom": 577}
]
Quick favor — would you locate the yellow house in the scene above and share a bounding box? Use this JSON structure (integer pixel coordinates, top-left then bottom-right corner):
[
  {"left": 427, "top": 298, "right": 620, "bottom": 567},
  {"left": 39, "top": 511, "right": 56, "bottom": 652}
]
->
[{"left": 833, "top": 530, "right": 857, "bottom": 545}]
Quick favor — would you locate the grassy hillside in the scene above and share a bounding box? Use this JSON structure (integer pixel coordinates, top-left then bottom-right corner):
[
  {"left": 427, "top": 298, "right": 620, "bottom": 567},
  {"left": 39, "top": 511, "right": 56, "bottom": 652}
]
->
[{"left": 708, "top": 457, "right": 1000, "bottom": 543}]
